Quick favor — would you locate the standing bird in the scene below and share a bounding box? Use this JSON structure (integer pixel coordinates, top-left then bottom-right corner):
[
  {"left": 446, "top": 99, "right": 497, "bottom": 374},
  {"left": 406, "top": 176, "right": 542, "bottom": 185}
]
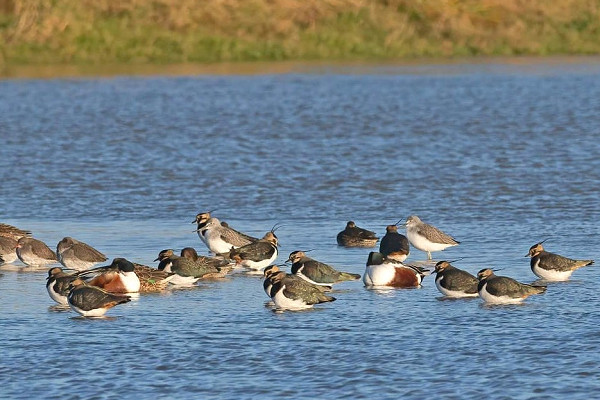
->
[
  {"left": 0, "top": 223, "right": 31, "bottom": 240},
  {"left": 404, "top": 215, "right": 459, "bottom": 260},
  {"left": 221, "top": 231, "right": 278, "bottom": 271},
  {"left": 433, "top": 261, "right": 478, "bottom": 298},
  {"left": 16, "top": 237, "right": 58, "bottom": 268},
  {"left": 337, "top": 221, "right": 378, "bottom": 247},
  {"left": 56, "top": 237, "right": 108, "bottom": 271},
  {"left": 477, "top": 268, "right": 547, "bottom": 304},
  {"left": 268, "top": 269, "right": 336, "bottom": 310},
  {"left": 0, "top": 236, "right": 18, "bottom": 264},
  {"left": 198, "top": 217, "right": 258, "bottom": 254},
  {"left": 363, "top": 252, "right": 429, "bottom": 288},
  {"left": 67, "top": 278, "right": 131, "bottom": 317},
  {"left": 46, "top": 267, "right": 79, "bottom": 305},
  {"left": 379, "top": 222, "right": 410, "bottom": 262},
  {"left": 526, "top": 241, "right": 594, "bottom": 281},
  {"left": 287, "top": 251, "right": 360, "bottom": 285},
  {"left": 78, "top": 258, "right": 141, "bottom": 293},
  {"left": 192, "top": 211, "right": 214, "bottom": 247}
]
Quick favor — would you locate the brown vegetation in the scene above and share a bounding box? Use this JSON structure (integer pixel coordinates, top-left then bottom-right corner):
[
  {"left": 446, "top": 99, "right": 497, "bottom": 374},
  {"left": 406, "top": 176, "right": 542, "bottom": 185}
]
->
[{"left": 1, "top": 0, "right": 599, "bottom": 65}]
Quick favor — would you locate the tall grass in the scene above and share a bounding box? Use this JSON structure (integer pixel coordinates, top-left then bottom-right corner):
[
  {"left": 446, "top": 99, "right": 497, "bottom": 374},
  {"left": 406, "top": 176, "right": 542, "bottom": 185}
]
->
[{"left": 1, "top": 0, "right": 600, "bottom": 65}]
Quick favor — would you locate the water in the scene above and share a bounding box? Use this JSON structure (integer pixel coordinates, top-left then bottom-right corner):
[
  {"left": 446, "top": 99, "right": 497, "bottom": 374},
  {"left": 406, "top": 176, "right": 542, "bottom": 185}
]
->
[{"left": 1, "top": 61, "right": 600, "bottom": 399}]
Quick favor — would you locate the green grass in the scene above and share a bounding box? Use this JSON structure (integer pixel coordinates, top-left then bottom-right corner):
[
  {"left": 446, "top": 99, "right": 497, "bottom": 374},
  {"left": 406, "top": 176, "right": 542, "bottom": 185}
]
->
[{"left": 2, "top": 0, "right": 600, "bottom": 66}]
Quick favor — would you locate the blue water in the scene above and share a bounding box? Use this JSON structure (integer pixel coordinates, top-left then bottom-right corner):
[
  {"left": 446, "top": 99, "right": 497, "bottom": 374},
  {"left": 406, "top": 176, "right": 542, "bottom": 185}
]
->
[{"left": 1, "top": 61, "right": 599, "bottom": 399}]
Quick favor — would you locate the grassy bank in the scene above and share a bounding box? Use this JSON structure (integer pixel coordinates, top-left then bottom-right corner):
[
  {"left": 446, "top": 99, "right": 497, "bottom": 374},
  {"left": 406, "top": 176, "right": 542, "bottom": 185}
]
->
[{"left": 1, "top": 0, "right": 600, "bottom": 66}]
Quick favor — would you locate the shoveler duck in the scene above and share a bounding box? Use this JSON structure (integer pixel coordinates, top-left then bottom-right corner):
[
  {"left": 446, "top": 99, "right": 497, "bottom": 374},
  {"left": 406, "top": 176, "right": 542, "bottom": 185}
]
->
[
  {"left": 363, "top": 252, "right": 429, "bottom": 288},
  {"left": 477, "top": 268, "right": 547, "bottom": 304},
  {"left": 221, "top": 231, "right": 278, "bottom": 271},
  {"left": 46, "top": 267, "right": 79, "bottom": 305},
  {"left": 526, "top": 241, "right": 594, "bottom": 281},
  {"left": 16, "top": 237, "right": 58, "bottom": 268},
  {"left": 287, "top": 251, "right": 359, "bottom": 285},
  {"left": 79, "top": 258, "right": 141, "bottom": 293},
  {"left": 268, "top": 268, "right": 336, "bottom": 311},
  {"left": 403, "top": 215, "right": 459, "bottom": 260},
  {"left": 433, "top": 260, "right": 478, "bottom": 298},
  {"left": 198, "top": 216, "right": 258, "bottom": 254},
  {"left": 0, "top": 236, "right": 18, "bottom": 264},
  {"left": 0, "top": 223, "right": 31, "bottom": 240},
  {"left": 379, "top": 222, "right": 410, "bottom": 262},
  {"left": 67, "top": 278, "right": 131, "bottom": 317},
  {"left": 336, "top": 221, "right": 378, "bottom": 247},
  {"left": 56, "top": 237, "right": 108, "bottom": 271}
]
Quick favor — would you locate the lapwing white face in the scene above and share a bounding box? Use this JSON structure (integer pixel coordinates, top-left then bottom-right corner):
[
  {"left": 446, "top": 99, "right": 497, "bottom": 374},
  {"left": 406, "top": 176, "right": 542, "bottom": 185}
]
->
[
  {"left": 47, "top": 267, "right": 63, "bottom": 278},
  {"left": 263, "top": 265, "right": 279, "bottom": 278},
  {"left": 434, "top": 261, "right": 451, "bottom": 273},
  {"left": 477, "top": 268, "right": 494, "bottom": 280},
  {"left": 347, "top": 221, "right": 356, "bottom": 228},
  {"left": 287, "top": 251, "right": 303, "bottom": 263},
  {"left": 194, "top": 213, "right": 211, "bottom": 224},
  {"left": 527, "top": 243, "right": 544, "bottom": 257},
  {"left": 264, "top": 232, "right": 278, "bottom": 246}
]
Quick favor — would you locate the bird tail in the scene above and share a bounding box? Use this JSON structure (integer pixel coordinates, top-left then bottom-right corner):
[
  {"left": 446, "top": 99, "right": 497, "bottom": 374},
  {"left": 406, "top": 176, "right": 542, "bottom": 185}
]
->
[
  {"left": 339, "top": 272, "right": 361, "bottom": 281},
  {"left": 318, "top": 294, "right": 336, "bottom": 303},
  {"left": 575, "top": 259, "right": 594, "bottom": 269},
  {"left": 530, "top": 285, "right": 547, "bottom": 294},
  {"left": 110, "top": 294, "right": 131, "bottom": 305}
]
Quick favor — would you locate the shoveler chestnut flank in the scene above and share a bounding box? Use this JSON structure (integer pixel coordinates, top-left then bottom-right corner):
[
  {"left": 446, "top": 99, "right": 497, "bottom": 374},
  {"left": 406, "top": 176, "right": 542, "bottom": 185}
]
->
[
  {"left": 78, "top": 258, "right": 141, "bottom": 293},
  {"left": 363, "top": 252, "right": 429, "bottom": 288}
]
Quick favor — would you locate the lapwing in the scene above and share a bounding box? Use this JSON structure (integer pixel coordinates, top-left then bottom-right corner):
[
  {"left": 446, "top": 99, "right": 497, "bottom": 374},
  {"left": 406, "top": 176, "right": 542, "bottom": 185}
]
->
[
  {"left": 477, "top": 268, "right": 547, "bottom": 304},
  {"left": 263, "top": 265, "right": 331, "bottom": 298},
  {"left": 526, "top": 241, "right": 594, "bottom": 281},
  {"left": 67, "top": 278, "right": 131, "bottom": 317},
  {"left": 268, "top": 269, "right": 336, "bottom": 310},
  {"left": 221, "top": 231, "right": 278, "bottom": 271},
  {"left": 46, "top": 267, "right": 78, "bottom": 305},
  {"left": 433, "top": 260, "right": 478, "bottom": 298},
  {"left": 287, "top": 250, "right": 360, "bottom": 285},
  {"left": 155, "top": 249, "right": 226, "bottom": 280}
]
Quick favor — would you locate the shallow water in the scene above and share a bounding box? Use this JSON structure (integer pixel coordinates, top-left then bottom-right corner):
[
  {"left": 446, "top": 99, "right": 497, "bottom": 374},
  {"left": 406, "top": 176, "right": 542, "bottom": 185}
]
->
[{"left": 1, "top": 61, "right": 599, "bottom": 399}]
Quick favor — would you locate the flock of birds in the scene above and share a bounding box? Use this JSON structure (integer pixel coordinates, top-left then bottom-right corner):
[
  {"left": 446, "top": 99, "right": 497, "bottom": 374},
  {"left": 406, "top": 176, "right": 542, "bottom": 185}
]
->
[{"left": 0, "top": 212, "right": 595, "bottom": 316}]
